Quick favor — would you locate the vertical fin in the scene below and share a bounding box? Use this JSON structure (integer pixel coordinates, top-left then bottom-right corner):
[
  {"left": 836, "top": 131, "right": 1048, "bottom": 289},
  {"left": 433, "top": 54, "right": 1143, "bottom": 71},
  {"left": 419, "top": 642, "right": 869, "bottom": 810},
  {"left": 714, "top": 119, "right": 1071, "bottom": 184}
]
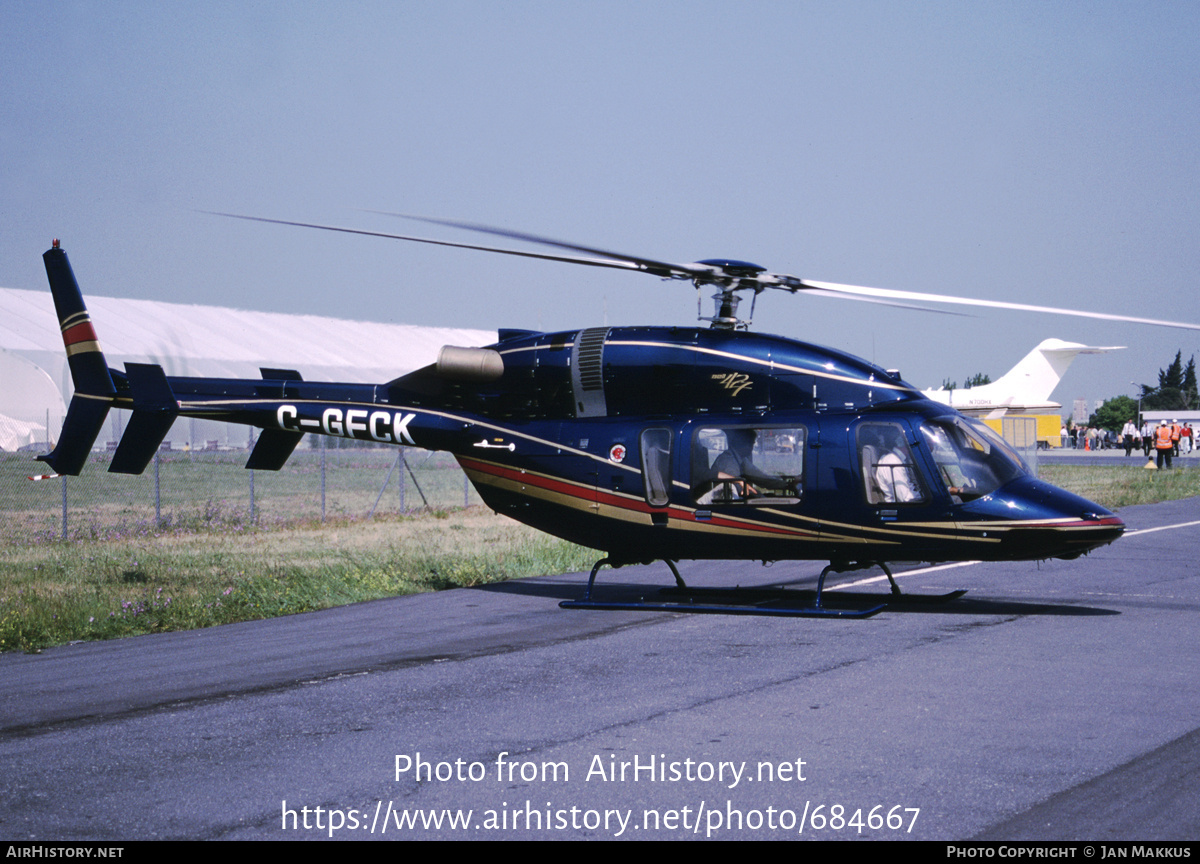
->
[
  {"left": 36, "top": 241, "right": 116, "bottom": 475},
  {"left": 108, "top": 364, "right": 179, "bottom": 475},
  {"left": 246, "top": 429, "right": 304, "bottom": 470}
]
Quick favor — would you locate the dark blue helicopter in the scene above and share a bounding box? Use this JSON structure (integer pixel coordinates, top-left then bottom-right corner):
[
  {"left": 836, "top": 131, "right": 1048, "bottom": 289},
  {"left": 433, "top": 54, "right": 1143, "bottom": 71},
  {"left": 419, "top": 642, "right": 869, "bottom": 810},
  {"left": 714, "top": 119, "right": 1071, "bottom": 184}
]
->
[{"left": 39, "top": 214, "right": 1195, "bottom": 617}]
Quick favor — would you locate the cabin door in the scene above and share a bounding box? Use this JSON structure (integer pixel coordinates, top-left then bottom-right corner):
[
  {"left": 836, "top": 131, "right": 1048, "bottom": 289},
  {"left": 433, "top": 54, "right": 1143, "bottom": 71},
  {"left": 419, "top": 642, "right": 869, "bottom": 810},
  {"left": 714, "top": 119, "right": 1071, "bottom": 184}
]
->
[{"left": 841, "top": 418, "right": 957, "bottom": 558}]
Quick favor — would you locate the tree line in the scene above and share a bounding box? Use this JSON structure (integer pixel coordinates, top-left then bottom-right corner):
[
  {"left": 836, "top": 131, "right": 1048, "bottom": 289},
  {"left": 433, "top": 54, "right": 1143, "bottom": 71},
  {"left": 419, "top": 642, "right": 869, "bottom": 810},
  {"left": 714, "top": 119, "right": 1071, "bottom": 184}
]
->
[{"left": 1089, "top": 351, "right": 1198, "bottom": 431}]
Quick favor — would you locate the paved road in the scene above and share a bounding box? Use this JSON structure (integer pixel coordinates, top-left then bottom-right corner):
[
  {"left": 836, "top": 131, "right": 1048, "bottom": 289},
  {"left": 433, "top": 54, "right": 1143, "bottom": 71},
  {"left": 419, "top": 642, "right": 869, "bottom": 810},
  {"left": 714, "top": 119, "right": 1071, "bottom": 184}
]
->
[
  {"left": 2, "top": 497, "right": 1198, "bottom": 841},
  {"left": 1040, "top": 448, "right": 1200, "bottom": 468}
]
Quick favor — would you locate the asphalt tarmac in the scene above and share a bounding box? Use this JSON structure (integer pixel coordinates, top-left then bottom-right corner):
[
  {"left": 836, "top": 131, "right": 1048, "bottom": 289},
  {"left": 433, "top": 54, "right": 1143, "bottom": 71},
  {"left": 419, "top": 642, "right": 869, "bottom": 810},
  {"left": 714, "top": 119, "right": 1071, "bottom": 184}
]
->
[
  {"left": 1041, "top": 448, "right": 1200, "bottom": 468},
  {"left": 2, "top": 497, "right": 1199, "bottom": 841}
]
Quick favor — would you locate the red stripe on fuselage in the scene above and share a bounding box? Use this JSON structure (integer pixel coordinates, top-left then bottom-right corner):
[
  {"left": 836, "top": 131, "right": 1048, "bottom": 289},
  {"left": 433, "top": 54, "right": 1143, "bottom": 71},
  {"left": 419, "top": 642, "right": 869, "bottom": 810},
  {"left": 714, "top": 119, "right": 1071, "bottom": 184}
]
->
[
  {"left": 1024, "top": 516, "right": 1125, "bottom": 530},
  {"left": 459, "top": 456, "right": 815, "bottom": 539}
]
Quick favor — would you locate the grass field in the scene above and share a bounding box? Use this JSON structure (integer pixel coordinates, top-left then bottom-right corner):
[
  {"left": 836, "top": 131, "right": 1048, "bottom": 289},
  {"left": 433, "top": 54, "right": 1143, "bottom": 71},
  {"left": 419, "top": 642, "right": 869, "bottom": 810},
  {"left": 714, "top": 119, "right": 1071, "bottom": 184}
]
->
[
  {"left": 0, "top": 447, "right": 478, "bottom": 544},
  {"left": 0, "top": 506, "right": 595, "bottom": 653},
  {"left": 2, "top": 453, "right": 1197, "bottom": 652},
  {"left": 1, "top": 447, "right": 593, "bottom": 652},
  {"left": 1038, "top": 462, "right": 1200, "bottom": 509}
]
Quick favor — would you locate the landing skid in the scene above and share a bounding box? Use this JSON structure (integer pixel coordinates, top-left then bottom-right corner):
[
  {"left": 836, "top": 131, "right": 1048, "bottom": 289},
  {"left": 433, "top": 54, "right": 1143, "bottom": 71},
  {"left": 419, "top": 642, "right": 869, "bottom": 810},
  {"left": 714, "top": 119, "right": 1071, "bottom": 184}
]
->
[
  {"left": 814, "top": 560, "right": 966, "bottom": 607},
  {"left": 558, "top": 558, "right": 964, "bottom": 619}
]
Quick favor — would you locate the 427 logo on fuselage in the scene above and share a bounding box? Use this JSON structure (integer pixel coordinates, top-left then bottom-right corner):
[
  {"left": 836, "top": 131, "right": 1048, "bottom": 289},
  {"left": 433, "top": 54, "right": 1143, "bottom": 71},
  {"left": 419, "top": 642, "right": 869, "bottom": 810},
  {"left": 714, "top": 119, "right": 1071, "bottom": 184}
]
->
[{"left": 276, "top": 405, "right": 417, "bottom": 445}]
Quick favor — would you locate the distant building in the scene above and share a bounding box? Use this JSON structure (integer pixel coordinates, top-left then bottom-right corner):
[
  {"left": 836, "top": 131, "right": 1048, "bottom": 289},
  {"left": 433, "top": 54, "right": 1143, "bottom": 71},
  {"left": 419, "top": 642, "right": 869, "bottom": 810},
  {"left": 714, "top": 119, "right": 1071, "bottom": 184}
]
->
[
  {"left": 0, "top": 287, "right": 494, "bottom": 452},
  {"left": 1072, "top": 398, "right": 1089, "bottom": 426}
]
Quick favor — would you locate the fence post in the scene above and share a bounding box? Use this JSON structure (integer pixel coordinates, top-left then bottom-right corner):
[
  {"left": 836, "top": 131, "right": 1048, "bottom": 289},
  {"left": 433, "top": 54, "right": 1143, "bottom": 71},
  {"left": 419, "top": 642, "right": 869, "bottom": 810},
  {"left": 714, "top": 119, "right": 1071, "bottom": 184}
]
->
[
  {"left": 154, "top": 450, "right": 162, "bottom": 526},
  {"left": 61, "top": 474, "right": 68, "bottom": 541},
  {"left": 247, "top": 427, "right": 256, "bottom": 523},
  {"left": 399, "top": 448, "right": 407, "bottom": 512},
  {"left": 368, "top": 451, "right": 400, "bottom": 520}
]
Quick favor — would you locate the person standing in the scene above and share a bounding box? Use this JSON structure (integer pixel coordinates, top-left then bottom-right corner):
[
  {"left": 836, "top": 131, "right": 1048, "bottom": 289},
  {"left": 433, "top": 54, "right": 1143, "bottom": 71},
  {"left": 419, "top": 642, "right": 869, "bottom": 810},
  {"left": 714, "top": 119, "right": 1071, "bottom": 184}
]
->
[
  {"left": 1155, "top": 420, "right": 1175, "bottom": 470},
  {"left": 1121, "top": 419, "right": 1139, "bottom": 457}
]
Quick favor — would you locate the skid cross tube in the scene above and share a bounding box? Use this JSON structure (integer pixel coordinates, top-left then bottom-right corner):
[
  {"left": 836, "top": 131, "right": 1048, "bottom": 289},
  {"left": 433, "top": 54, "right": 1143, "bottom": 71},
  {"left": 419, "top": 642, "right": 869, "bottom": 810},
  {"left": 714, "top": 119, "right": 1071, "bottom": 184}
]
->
[
  {"left": 561, "top": 558, "right": 888, "bottom": 618},
  {"left": 815, "top": 561, "right": 901, "bottom": 609}
]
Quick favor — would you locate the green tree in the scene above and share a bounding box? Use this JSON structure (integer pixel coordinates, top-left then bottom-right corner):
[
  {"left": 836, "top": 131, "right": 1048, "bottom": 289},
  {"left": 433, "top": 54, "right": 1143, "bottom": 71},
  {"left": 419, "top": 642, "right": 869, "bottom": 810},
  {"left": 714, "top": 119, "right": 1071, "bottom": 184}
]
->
[
  {"left": 1162, "top": 351, "right": 1184, "bottom": 390},
  {"left": 942, "top": 372, "right": 991, "bottom": 391},
  {"left": 1139, "top": 350, "right": 1199, "bottom": 411},
  {"left": 1089, "top": 395, "right": 1139, "bottom": 433},
  {"left": 1183, "top": 357, "right": 1198, "bottom": 408}
]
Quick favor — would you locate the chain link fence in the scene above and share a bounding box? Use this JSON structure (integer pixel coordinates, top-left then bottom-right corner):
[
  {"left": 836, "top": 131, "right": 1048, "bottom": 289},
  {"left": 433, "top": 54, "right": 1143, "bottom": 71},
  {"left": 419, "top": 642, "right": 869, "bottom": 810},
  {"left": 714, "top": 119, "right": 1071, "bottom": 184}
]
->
[
  {"left": 998, "top": 416, "right": 1039, "bottom": 476},
  {"left": 3, "top": 416, "right": 1046, "bottom": 548},
  {"left": 1, "top": 436, "right": 479, "bottom": 546}
]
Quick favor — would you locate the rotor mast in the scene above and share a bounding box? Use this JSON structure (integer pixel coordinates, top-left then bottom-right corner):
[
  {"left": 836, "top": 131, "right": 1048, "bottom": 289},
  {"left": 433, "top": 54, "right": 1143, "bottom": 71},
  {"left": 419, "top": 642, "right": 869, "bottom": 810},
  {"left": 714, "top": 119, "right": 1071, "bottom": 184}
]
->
[{"left": 693, "top": 259, "right": 767, "bottom": 330}]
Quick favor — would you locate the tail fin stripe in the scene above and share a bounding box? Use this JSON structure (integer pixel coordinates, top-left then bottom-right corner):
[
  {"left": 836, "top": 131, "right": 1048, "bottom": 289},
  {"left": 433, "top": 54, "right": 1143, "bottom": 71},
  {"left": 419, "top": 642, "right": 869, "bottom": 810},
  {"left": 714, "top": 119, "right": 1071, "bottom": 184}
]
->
[
  {"left": 65, "top": 342, "right": 103, "bottom": 357},
  {"left": 62, "top": 320, "right": 99, "bottom": 347}
]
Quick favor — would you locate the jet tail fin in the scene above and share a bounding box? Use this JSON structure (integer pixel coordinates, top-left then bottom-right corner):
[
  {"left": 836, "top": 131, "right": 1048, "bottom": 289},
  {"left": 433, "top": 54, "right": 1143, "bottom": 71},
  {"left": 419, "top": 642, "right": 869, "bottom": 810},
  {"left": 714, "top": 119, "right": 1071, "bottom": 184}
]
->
[
  {"left": 926, "top": 338, "right": 1123, "bottom": 414},
  {"left": 36, "top": 242, "right": 118, "bottom": 475},
  {"left": 987, "top": 339, "right": 1124, "bottom": 407}
]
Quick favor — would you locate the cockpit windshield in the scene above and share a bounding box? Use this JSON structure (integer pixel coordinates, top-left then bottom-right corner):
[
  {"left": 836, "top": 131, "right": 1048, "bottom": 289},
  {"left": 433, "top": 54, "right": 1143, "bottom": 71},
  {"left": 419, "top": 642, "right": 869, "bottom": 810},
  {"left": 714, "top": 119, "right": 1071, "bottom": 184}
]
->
[{"left": 918, "top": 416, "right": 1028, "bottom": 502}]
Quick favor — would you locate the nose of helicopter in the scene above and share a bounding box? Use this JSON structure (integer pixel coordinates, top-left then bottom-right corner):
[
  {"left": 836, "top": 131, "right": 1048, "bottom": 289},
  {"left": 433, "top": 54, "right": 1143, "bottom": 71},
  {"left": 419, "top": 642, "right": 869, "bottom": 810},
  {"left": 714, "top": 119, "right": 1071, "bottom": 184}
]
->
[{"left": 959, "top": 477, "right": 1125, "bottom": 560}]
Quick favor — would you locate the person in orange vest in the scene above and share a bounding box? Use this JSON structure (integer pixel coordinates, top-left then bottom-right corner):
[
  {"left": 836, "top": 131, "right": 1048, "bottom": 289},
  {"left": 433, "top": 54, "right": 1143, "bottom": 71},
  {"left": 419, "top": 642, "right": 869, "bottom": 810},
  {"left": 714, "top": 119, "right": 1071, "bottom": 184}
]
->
[
  {"left": 1171, "top": 421, "right": 1182, "bottom": 457},
  {"left": 1155, "top": 420, "right": 1175, "bottom": 469}
]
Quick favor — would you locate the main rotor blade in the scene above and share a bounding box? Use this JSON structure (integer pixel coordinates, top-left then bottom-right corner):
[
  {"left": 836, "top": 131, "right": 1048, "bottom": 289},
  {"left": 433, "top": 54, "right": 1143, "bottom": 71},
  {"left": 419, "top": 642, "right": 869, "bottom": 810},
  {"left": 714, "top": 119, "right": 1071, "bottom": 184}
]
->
[
  {"left": 212, "top": 209, "right": 1194, "bottom": 331},
  {"left": 801, "top": 286, "right": 973, "bottom": 317},
  {"left": 366, "top": 210, "right": 715, "bottom": 281},
  {"left": 203, "top": 212, "right": 646, "bottom": 274},
  {"left": 801, "top": 280, "right": 1200, "bottom": 332}
]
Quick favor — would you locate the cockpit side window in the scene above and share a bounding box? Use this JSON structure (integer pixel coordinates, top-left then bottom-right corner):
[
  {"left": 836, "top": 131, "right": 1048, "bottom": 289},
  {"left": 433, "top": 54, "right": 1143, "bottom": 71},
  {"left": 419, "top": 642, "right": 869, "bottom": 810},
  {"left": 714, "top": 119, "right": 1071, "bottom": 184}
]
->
[
  {"left": 919, "top": 416, "right": 1026, "bottom": 502},
  {"left": 691, "top": 426, "right": 805, "bottom": 505},
  {"left": 857, "top": 422, "right": 928, "bottom": 505}
]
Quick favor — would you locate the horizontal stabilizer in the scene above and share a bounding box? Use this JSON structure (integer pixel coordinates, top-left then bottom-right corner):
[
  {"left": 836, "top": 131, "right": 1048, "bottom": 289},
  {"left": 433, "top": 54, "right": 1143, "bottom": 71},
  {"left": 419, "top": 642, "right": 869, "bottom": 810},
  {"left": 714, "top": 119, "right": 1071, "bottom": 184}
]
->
[
  {"left": 125, "top": 362, "right": 178, "bottom": 410},
  {"left": 246, "top": 429, "right": 304, "bottom": 471}
]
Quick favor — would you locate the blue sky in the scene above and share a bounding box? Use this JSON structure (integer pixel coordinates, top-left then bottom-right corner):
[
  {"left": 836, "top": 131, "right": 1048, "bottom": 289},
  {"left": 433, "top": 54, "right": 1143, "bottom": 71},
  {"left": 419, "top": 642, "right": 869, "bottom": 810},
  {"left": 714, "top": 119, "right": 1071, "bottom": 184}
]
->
[{"left": 3, "top": 1, "right": 1198, "bottom": 405}]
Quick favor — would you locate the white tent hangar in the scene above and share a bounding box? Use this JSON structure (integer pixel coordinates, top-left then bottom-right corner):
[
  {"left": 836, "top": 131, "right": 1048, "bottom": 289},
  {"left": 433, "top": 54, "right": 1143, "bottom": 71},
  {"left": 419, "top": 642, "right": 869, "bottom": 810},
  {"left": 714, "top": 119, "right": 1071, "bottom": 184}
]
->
[{"left": 0, "top": 287, "right": 495, "bottom": 452}]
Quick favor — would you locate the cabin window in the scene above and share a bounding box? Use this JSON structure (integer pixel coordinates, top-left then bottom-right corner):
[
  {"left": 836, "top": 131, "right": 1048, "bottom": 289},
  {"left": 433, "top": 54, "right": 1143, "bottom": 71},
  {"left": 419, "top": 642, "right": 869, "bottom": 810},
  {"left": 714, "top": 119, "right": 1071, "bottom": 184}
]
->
[
  {"left": 640, "top": 428, "right": 673, "bottom": 507},
  {"left": 857, "top": 422, "right": 928, "bottom": 505},
  {"left": 918, "top": 416, "right": 1026, "bottom": 502},
  {"left": 691, "top": 426, "right": 805, "bottom": 505}
]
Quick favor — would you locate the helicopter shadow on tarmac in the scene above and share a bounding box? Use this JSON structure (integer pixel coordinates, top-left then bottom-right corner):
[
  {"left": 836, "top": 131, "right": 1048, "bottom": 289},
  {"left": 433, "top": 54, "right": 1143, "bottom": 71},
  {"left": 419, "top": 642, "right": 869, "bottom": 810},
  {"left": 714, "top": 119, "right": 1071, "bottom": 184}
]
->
[{"left": 472, "top": 567, "right": 1120, "bottom": 618}]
